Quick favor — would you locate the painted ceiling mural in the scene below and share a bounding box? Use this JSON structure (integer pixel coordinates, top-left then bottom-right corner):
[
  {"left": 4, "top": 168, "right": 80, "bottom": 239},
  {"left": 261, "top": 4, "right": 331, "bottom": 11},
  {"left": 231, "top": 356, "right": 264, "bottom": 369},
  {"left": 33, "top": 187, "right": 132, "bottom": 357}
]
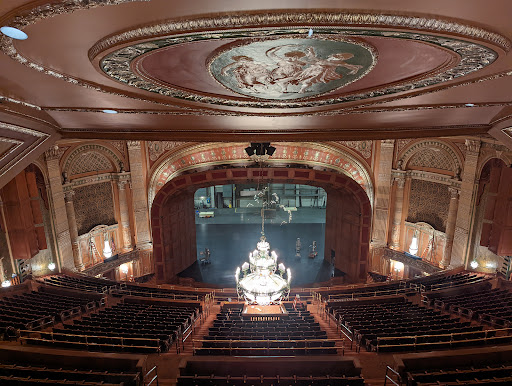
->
[
  {"left": 148, "top": 142, "right": 373, "bottom": 208},
  {"left": 209, "top": 38, "right": 375, "bottom": 100}
]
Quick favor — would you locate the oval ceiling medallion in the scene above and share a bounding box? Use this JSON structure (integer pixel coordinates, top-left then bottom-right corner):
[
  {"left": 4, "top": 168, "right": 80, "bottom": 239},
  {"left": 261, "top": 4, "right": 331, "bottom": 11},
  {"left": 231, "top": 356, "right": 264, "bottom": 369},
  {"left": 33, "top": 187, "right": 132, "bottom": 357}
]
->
[
  {"left": 99, "top": 27, "right": 497, "bottom": 108},
  {"left": 208, "top": 38, "right": 376, "bottom": 100}
]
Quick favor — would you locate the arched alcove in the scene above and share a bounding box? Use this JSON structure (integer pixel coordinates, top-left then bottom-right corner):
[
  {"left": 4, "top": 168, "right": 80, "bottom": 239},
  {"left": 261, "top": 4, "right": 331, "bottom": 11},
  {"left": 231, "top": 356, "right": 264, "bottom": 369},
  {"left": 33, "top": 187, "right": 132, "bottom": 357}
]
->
[{"left": 151, "top": 167, "right": 371, "bottom": 285}]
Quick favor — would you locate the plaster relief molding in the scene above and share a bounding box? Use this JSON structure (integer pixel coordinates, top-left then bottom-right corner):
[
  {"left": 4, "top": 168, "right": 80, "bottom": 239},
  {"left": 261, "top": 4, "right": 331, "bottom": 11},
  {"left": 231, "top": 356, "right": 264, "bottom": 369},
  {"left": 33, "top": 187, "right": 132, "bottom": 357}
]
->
[
  {"left": 147, "top": 141, "right": 374, "bottom": 208},
  {"left": 400, "top": 139, "right": 462, "bottom": 173},
  {"left": 0, "top": 95, "right": 41, "bottom": 110},
  {"left": 148, "top": 141, "right": 190, "bottom": 162},
  {"left": 334, "top": 141, "right": 372, "bottom": 159},
  {"left": 63, "top": 172, "right": 130, "bottom": 192},
  {"left": 63, "top": 189, "right": 75, "bottom": 203},
  {"left": 62, "top": 144, "right": 122, "bottom": 175},
  {"left": 0, "top": 123, "right": 50, "bottom": 179},
  {"left": 99, "top": 26, "right": 496, "bottom": 108},
  {"left": 0, "top": 4, "right": 504, "bottom": 110},
  {"left": 126, "top": 140, "right": 141, "bottom": 150},
  {"left": 402, "top": 169, "right": 462, "bottom": 189},
  {"left": 405, "top": 221, "right": 447, "bottom": 240},
  {"left": 76, "top": 224, "right": 119, "bottom": 242},
  {"left": 465, "top": 139, "right": 481, "bottom": 154}
]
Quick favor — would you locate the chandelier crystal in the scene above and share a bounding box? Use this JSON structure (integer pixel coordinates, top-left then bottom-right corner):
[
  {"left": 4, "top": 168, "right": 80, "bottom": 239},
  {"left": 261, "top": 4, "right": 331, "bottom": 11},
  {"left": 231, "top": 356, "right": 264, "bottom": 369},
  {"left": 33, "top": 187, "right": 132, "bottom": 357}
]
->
[{"left": 236, "top": 235, "right": 291, "bottom": 305}]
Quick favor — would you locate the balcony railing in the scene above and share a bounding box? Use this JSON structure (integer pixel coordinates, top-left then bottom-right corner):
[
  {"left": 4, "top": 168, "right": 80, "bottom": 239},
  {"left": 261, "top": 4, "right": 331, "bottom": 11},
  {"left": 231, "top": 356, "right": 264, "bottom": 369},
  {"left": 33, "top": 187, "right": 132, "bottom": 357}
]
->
[
  {"left": 382, "top": 248, "right": 442, "bottom": 274},
  {"left": 82, "top": 250, "right": 140, "bottom": 277}
]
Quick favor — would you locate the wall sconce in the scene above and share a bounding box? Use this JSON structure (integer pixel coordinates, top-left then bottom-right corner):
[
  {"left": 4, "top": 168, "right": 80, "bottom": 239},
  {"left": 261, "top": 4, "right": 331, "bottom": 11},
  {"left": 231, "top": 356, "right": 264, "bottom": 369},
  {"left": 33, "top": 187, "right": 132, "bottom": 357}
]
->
[
  {"left": 470, "top": 260, "right": 479, "bottom": 269},
  {"left": 48, "top": 262, "right": 56, "bottom": 271}
]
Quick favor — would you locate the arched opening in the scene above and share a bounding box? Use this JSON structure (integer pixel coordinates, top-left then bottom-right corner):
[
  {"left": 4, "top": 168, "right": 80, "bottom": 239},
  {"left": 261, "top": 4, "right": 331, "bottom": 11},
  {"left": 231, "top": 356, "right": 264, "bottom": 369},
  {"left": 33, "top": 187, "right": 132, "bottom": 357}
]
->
[{"left": 151, "top": 167, "right": 371, "bottom": 285}]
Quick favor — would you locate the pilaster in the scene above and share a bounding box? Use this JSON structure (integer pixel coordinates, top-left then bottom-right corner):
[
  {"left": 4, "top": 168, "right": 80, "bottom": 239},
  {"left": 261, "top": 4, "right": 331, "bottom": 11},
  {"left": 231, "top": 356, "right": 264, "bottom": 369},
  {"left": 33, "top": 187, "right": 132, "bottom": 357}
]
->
[
  {"left": 64, "top": 190, "right": 84, "bottom": 271},
  {"left": 440, "top": 187, "right": 460, "bottom": 268},
  {"left": 117, "top": 179, "right": 133, "bottom": 251},
  {"left": 45, "top": 146, "right": 75, "bottom": 270},
  {"left": 127, "top": 141, "right": 152, "bottom": 250},
  {"left": 451, "top": 140, "right": 481, "bottom": 267}
]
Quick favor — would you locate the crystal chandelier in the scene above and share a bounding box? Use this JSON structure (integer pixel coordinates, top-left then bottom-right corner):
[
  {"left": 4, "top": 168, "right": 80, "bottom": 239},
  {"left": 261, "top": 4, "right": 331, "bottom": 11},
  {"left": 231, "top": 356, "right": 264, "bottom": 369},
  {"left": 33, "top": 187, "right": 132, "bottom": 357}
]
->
[{"left": 236, "top": 235, "right": 291, "bottom": 305}]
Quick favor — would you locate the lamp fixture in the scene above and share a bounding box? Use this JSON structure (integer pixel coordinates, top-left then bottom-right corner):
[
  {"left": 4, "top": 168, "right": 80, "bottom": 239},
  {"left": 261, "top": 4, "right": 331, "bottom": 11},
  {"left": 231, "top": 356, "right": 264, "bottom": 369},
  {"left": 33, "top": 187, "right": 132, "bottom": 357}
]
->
[
  {"left": 48, "top": 262, "right": 56, "bottom": 271},
  {"left": 0, "top": 26, "right": 28, "bottom": 40},
  {"left": 102, "top": 109, "right": 118, "bottom": 114},
  {"left": 1, "top": 280, "right": 11, "bottom": 288},
  {"left": 236, "top": 235, "right": 290, "bottom": 305},
  {"left": 470, "top": 260, "right": 479, "bottom": 269}
]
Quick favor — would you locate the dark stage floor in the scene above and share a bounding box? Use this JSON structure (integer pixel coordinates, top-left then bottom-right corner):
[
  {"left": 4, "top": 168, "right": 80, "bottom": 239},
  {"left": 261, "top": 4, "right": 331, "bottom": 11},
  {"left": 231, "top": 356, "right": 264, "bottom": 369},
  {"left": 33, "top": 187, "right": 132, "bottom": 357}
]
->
[{"left": 178, "top": 223, "right": 332, "bottom": 287}]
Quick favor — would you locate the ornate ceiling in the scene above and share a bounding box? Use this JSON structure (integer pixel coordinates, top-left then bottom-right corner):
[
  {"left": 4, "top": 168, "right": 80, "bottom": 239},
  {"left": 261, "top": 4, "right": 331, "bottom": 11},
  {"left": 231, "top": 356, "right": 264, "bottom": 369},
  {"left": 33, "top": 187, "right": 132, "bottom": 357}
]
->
[{"left": 1, "top": 1, "right": 512, "bottom": 186}]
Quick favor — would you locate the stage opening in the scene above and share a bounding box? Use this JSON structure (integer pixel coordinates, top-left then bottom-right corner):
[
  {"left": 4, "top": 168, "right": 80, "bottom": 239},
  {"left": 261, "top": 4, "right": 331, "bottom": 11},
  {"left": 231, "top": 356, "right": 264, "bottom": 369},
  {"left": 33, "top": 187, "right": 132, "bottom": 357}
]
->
[{"left": 178, "top": 183, "right": 330, "bottom": 287}]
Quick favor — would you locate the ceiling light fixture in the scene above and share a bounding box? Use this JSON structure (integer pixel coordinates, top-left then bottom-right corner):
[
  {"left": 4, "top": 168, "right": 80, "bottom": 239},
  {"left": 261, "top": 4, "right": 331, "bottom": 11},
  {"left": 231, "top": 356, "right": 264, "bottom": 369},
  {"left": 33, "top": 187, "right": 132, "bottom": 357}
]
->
[
  {"left": 465, "top": 103, "right": 475, "bottom": 107},
  {"left": 308, "top": 28, "right": 314, "bottom": 37},
  {"left": 0, "top": 26, "right": 28, "bottom": 40},
  {"left": 102, "top": 109, "right": 118, "bottom": 114}
]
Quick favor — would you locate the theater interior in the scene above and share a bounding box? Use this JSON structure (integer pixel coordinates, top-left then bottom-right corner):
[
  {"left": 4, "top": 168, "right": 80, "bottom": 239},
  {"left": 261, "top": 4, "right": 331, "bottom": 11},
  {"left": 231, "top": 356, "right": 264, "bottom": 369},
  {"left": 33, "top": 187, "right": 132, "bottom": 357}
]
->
[{"left": 1, "top": 1, "right": 512, "bottom": 385}]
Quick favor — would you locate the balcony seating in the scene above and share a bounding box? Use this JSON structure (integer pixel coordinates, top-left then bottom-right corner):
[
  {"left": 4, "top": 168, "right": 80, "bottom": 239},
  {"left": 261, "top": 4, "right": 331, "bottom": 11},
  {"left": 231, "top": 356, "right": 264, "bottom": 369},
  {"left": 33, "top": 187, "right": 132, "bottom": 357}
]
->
[
  {"left": 0, "top": 289, "right": 99, "bottom": 335},
  {"left": 178, "top": 356, "right": 364, "bottom": 386},
  {"left": 426, "top": 287, "right": 512, "bottom": 327},
  {"left": 407, "top": 272, "right": 488, "bottom": 291},
  {"left": 0, "top": 346, "right": 143, "bottom": 386},
  {"left": 394, "top": 346, "right": 512, "bottom": 386},
  {"left": 196, "top": 303, "right": 336, "bottom": 355},
  {"left": 42, "top": 274, "right": 118, "bottom": 293},
  {"left": 25, "top": 301, "right": 198, "bottom": 353},
  {"left": 329, "top": 297, "right": 493, "bottom": 352}
]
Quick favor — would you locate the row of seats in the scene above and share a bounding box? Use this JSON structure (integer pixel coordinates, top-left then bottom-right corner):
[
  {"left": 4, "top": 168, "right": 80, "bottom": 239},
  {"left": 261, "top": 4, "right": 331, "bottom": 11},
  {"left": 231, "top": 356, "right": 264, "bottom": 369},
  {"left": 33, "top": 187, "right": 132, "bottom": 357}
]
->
[
  {"left": 407, "top": 363, "right": 512, "bottom": 386},
  {"left": 26, "top": 301, "right": 197, "bottom": 353},
  {"left": 196, "top": 303, "right": 335, "bottom": 355},
  {"left": 112, "top": 283, "right": 207, "bottom": 301},
  {"left": 330, "top": 297, "right": 489, "bottom": 352},
  {"left": 42, "top": 274, "right": 118, "bottom": 293},
  {"left": 177, "top": 375, "right": 364, "bottom": 385},
  {"left": 0, "top": 290, "right": 99, "bottom": 334},
  {"left": 427, "top": 287, "right": 512, "bottom": 326},
  {"left": 0, "top": 363, "right": 139, "bottom": 385}
]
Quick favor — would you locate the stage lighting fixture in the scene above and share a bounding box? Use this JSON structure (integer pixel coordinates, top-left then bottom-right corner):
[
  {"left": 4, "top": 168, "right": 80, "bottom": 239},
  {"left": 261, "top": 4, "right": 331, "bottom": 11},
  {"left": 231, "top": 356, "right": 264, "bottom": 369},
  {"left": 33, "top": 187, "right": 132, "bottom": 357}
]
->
[{"left": 245, "top": 142, "right": 277, "bottom": 162}]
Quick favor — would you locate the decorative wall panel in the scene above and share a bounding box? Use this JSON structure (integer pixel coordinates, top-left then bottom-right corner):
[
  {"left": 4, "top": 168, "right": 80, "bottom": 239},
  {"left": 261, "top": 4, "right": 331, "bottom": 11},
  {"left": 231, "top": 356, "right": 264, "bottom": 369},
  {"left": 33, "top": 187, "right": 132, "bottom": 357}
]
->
[
  {"left": 69, "top": 151, "right": 113, "bottom": 176},
  {"left": 408, "top": 148, "right": 455, "bottom": 172},
  {"left": 74, "top": 182, "right": 116, "bottom": 235},
  {"left": 407, "top": 179, "right": 450, "bottom": 232}
]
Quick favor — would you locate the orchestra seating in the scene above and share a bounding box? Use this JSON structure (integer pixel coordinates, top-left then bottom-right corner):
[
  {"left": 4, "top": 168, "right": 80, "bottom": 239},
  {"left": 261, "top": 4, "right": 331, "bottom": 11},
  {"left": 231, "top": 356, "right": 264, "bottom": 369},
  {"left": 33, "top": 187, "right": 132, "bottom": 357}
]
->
[
  {"left": 196, "top": 303, "right": 337, "bottom": 355},
  {"left": 393, "top": 346, "right": 512, "bottom": 386},
  {"left": 25, "top": 298, "right": 199, "bottom": 353},
  {"left": 177, "top": 356, "right": 364, "bottom": 385},
  {"left": 0, "top": 289, "right": 101, "bottom": 336},
  {"left": 329, "top": 296, "right": 498, "bottom": 352},
  {"left": 42, "top": 274, "right": 118, "bottom": 293},
  {"left": 426, "top": 285, "right": 512, "bottom": 326},
  {"left": 0, "top": 346, "right": 144, "bottom": 385}
]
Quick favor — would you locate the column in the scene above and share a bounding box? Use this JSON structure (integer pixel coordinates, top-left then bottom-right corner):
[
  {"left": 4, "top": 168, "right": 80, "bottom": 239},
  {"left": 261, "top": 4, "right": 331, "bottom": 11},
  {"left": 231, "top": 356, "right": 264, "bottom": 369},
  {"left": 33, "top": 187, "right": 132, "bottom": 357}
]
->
[
  {"left": 440, "top": 187, "right": 460, "bottom": 268},
  {"left": 64, "top": 190, "right": 84, "bottom": 271},
  {"left": 451, "top": 140, "right": 481, "bottom": 267},
  {"left": 117, "top": 180, "right": 133, "bottom": 251},
  {"left": 371, "top": 140, "right": 395, "bottom": 249},
  {"left": 390, "top": 173, "right": 406, "bottom": 249},
  {"left": 127, "top": 141, "right": 152, "bottom": 250},
  {"left": 45, "top": 146, "right": 75, "bottom": 270}
]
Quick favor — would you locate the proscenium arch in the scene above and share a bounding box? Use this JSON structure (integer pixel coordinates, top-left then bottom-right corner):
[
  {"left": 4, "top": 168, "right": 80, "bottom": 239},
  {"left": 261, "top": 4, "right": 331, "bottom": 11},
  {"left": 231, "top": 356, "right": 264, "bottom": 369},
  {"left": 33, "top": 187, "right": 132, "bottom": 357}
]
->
[
  {"left": 151, "top": 167, "right": 372, "bottom": 286},
  {"left": 148, "top": 142, "right": 374, "bottom": 210}
]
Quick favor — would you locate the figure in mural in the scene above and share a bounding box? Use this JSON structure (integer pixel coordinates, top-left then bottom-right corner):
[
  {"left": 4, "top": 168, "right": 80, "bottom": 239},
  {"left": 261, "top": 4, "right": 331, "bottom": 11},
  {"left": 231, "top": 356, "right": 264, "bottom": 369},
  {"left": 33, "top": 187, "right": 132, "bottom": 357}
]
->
[
  {"left": 296, "top": 48, "right": 363, "bottom": 93},
  {"left": 220, "top": 55, "right": 271, "bottom": 90},
  {"left": 265, "top": 45, "right": 308, "bottom": 92}
]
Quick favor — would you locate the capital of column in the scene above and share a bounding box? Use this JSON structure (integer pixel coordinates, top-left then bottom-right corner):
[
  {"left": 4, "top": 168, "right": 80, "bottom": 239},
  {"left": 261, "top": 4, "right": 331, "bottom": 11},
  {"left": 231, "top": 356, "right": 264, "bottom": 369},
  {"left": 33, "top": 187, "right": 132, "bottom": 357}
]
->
[
  {"left": 64, "top": 190, "right": 75, "bottom": 203},
  {"left": 448, "top": 186, "right": 460, "bottom": 199},
  {"left": 117, "top": 180, "right": 129, "bottom": 190},
  {"left": 465, "top": 139, "right": 481, "bottom": 154},
  {"left": 127, "top": 140, "right": 141, "bottom": 150},
  {"left": 45, "top": 145, "right": 63, "bottom": 161},
  {"left": 381, "top": 139, "right": 395, "bottom": 148},
  {"left": 393, "top": 174, "right": 406, "bottom": 188}
]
